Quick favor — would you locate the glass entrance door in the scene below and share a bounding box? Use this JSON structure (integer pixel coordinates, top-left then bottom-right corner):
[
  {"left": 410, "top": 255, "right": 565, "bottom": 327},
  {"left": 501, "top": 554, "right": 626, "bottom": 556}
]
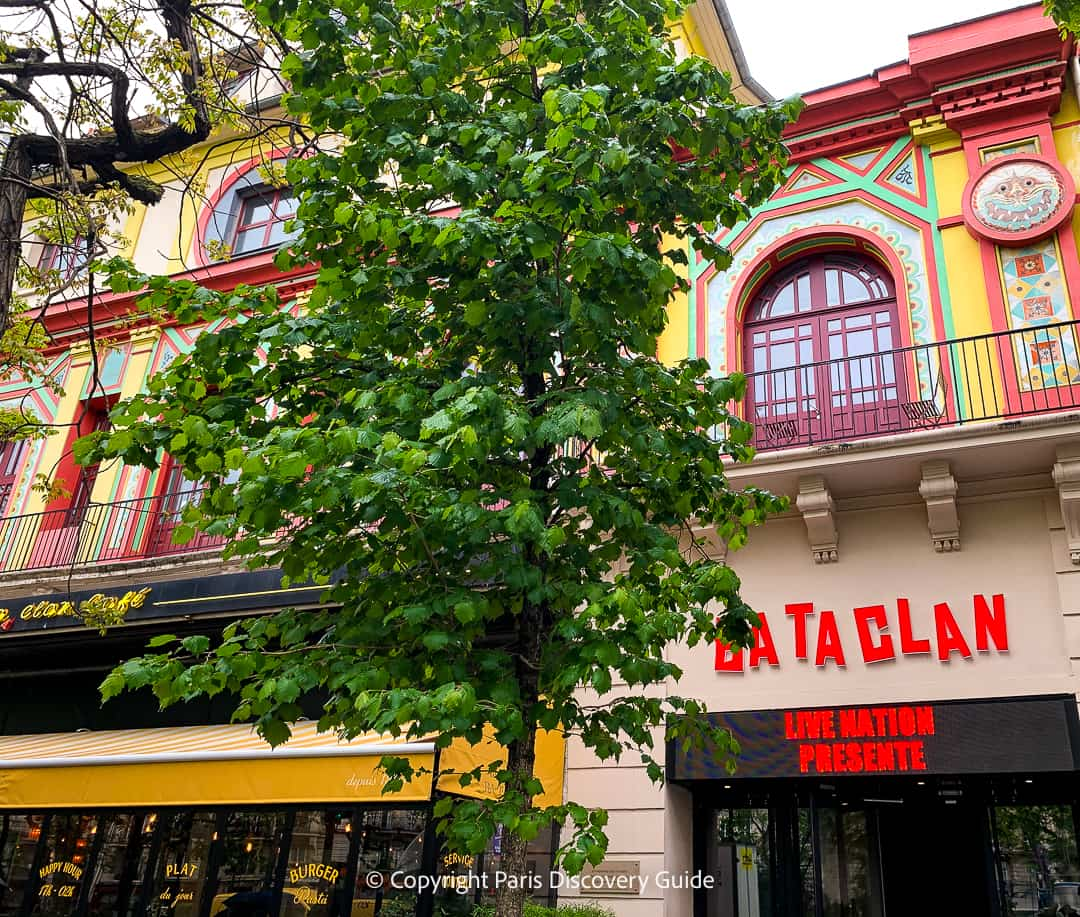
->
[{"left": 705, "top": 797, "right": 1000, "bottom": 917}]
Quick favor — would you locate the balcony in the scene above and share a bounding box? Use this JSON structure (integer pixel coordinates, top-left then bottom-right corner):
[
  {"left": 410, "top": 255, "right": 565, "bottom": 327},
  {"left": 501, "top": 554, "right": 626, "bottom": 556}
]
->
[
  {"left": 0, "top": 321, "right": 1078, "bottom": 577},
  {"left": 745, "top": 319, "right": 1080, "bottom": 451},
  {"left": 0, "top": 492, "right": 225, "bottom": 577}
]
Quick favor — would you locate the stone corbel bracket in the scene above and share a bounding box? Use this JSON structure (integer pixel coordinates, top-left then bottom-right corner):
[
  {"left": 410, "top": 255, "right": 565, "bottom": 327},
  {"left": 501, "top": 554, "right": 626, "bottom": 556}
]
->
[
  {"left": 1053, "top": 444, "right": 1080, "bottom": 565},
  {"left": 796, "top": 476, "right": 838, "bottom": 564},
  {"left": 919, "top": 460, "right": 960, "bottom": 553}
]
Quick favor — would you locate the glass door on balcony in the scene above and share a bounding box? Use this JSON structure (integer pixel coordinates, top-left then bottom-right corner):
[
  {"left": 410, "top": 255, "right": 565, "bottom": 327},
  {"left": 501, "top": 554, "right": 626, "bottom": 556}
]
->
[
  {"left": 744, "top": 255, "right": 904, "bottom": 448},
  {"left": 148, "top": 459, "right": 206, "bottom": 555}
]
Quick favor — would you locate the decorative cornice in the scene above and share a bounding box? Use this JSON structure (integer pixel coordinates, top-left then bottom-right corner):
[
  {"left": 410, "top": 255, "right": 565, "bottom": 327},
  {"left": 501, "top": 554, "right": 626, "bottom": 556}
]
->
[
  {"left": 783, "top": 6, "right": 1070, "bottom": 162},
  {"left": 910, "top": 113, "right": 960, "bottom": 147},
  {"left": 932, "top": 60, "right": 1067, "bottom": 136}
]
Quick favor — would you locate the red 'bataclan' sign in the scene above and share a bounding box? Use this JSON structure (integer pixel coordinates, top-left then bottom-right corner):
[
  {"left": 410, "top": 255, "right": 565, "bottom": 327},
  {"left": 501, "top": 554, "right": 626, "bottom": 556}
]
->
[
  {"left": 785, "top": 705, "right": 935, "bottom": 774},
  {"left": 715, "top": 594, "right": 1008, "bottom": 672}
]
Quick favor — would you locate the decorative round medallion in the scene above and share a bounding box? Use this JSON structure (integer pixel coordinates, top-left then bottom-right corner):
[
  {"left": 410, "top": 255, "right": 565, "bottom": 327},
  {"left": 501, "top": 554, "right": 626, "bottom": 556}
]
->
[{"left": 962, "top": 153, "right": 1075, "bottom": 245}]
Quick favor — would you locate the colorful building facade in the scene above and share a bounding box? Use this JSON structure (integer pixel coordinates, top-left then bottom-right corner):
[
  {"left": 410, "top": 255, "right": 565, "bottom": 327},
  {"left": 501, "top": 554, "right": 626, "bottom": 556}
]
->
[{"left": 563, "top": 5, "right": 1080, "bottom": 917}]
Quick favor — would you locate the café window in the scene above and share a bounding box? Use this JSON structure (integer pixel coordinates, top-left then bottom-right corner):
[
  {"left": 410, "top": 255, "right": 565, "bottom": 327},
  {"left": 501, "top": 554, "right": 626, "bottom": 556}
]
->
[
  {"left": 144, "top": 812, "right": 216, "bottom": 917},
  {"left": 353, "top": 809, "right": 427, "bottom": 916},
  {"left": 995, "top": 805, "right": 1080, "bottom": 914},
  {"left": 209, "top": 811, "right": 288, "bottom": 914},
  {"left": 282, "top": 811, "right": 352, "bottom": 917},
  {"left": 0, "top": 815, "right": 45, "bottom": 917},
  {"left": 32, "top": 813, "right": 97, "bottom": 915},
  {"left": 84, "top": 814, "right": 151, "bottom": 917}
]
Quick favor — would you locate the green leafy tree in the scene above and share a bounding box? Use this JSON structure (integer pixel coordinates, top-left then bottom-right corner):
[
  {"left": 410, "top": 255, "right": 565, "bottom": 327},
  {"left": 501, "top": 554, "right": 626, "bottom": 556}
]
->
[
  {"left": 86, "top": 1, "right": 798, "bottom": 914},
  {"left": 1046, "top": 0, "right": 1080, "bottom": 33}
]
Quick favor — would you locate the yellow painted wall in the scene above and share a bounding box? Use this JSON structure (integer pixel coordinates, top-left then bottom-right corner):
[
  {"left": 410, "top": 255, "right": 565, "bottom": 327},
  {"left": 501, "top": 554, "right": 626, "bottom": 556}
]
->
[{"left": 657, "top": 260, "right": 691, "bottom": 365}]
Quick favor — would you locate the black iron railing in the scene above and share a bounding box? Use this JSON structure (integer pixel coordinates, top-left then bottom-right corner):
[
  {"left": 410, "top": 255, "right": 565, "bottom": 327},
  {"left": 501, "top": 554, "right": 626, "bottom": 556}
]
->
[
  {"left": 0, "top": 491, "right": 225, "bottom": 575},
  {"left": 2, "top": 321, "right": 1080, "bottom": 575},
  {"left": 744, "top": 319, "right": 1080, "bottom": 451}
]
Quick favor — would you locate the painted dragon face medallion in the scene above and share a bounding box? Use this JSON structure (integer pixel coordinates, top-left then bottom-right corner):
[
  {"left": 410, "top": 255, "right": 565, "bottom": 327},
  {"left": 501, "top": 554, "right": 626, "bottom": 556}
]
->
[
  {"left": 972, "top": 161, "right": 1063, "bottom": 232},
  {"left": 963, "top": 154, "right": 1074, "bottom": 244}
]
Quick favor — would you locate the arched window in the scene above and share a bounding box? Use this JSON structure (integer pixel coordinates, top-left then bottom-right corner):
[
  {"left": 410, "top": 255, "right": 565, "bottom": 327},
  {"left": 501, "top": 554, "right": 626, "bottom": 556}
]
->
[
  {"left": 199, "top": 160, "right": 299, "bottom": 263},
  {"left": 743, "top": 254, "right": 906, "bottom": 447}
]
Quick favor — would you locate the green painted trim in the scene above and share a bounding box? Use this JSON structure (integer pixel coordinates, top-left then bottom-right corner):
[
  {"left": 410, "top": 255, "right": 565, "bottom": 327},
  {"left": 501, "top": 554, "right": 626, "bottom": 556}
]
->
[
  {"left": 687, "top": 234, "right": 697, "bottom": 359},
  {"left": 920, "top": 144, "right": 956, "bottom": 341},
  {"left": 937, "top": 59, "right": 1058, "bottom": 92},
  {"left": 787, "top": 111, "right": 900, "bottom": 144}
]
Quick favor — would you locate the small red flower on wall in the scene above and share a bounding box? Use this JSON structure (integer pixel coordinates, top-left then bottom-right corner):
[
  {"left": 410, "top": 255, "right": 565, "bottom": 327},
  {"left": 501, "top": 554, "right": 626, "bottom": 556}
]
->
[{"left": 1016, "top": 254, "right": 1046, "bottom": 277}]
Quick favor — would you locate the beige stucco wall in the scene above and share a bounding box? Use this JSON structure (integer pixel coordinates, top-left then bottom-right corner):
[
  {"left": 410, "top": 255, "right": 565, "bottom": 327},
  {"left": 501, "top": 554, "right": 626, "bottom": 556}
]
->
[{"left": 563, "top": 484, "right": 1078, "bottom": 917}]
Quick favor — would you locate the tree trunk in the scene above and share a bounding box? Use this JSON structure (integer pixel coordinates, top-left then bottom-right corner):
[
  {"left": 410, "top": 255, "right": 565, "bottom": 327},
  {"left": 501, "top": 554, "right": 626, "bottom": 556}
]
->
[
  {"left": 493, "top": 722, "right": 539, "bottom": 917},
  {"left": 0, "top": 140, "right": 31, "bottom": 333}
]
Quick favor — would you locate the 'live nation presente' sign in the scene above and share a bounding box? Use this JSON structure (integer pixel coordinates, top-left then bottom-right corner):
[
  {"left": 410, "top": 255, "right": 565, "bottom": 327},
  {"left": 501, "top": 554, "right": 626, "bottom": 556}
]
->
[
  {"left": 667, "top": 697, "right": 1080, "bottom": 780},
  {"left": 715, "top": 594, "right": 1007, "bottom": 672}
]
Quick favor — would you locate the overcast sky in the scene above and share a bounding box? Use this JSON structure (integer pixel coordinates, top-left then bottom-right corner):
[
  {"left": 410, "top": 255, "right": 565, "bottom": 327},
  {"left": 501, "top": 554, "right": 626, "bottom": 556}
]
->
[{"left": 724, "top": 0, "right": 1042, "bottom": 99}]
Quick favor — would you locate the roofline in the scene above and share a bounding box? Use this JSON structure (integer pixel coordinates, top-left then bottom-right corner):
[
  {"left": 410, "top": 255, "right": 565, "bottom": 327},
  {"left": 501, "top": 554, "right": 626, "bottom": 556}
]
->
[
  {"left": 709, "top": 0, "right": 774, "bottom": 102},
  {"left": 908, "top": 0, "right": 1044, "bottom": 38}
]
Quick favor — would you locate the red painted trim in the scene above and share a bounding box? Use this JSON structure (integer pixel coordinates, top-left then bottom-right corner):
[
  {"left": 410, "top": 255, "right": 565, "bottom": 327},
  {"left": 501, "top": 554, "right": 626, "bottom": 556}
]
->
[
  {"left": 1056, "top": 223, "right": 1080, "bottom": 324},
  {"left": 722, "top": 188, "right": 933, "bottom": 255},
  {"left": 875, "top": 142, "right": 927, "bottom": 207},
  {"left": 833, "top": 146, "right": 890, "bottom": 176},
  {"left": 929, "top": 146, "right": 965, "bottom": 158},
  {"left": 704, "top": 226, "right": 922, "bottom": 374},
  {"left": 193, "top": 147, "right": 294, "bottom": 267},
  {"left": 960, "top": 152, "right": 1075, "bottom": 245},
  {"left": 937, "top": 215, "right": 966, "bottom": 229},
  {"left": 40, "top": 252, "right": 317, "bottom": 338},
  {"left": 772, "top": 164, "right": 843, "bottom": 199},
  {"left": 781, "top": 5, "right": 1070, "bottom": 163}
]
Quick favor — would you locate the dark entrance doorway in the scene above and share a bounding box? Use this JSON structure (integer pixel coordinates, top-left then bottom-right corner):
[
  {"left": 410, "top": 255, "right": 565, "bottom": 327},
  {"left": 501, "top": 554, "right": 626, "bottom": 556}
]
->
[
  {"left": 877, "top": 798, "right": 993, "bottom": 916},
  {"left": 701, "top": 780, "right": 1080, "bottom": 917}
]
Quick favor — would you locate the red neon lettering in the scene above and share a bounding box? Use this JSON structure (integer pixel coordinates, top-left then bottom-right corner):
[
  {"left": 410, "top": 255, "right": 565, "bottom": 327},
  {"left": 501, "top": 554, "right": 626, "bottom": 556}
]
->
[
  {"left": 814, "top": 611, "right": 846, "bottom": 668},
  {"left": 799, "top": 744, "right": 814, "bottom": 773},
  {"left": 748, "top": 612, "right": 780, "bottom": 669},
  {"left": 915, "top": 706, "right": 935, "bottom": 735},
  {"left": 897, "top": 598, "right": 931, "bottom": 655},
  {"left": 814, "top": 744, "right": 832, "bottom": 773},
  {"left": 714, "top": 641, "right": 743, "bottom": 673},
  {"left": 934, "top": 602, "right": 972, "bottom": 661},
  {"left": 910, "top": 741, "right": 927, "bottom": 770},
  {"left": 786, "top": 602, "right": 815, "bottom": 660},
  {"left": 854, "top": 604, "right": 895, "bottom": 664},
  {"left": 973, "top": 593, "right": 1008, "bottom": 653},
  {"left": 876, "top": 741, "right": 895, "bottom": 770}
]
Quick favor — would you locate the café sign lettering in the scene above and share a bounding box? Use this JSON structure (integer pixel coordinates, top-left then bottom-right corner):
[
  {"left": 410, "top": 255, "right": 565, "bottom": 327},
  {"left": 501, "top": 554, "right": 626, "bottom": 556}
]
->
[
  {"left": 0, "top": 587, "right": 151, "bottom": 630},
  {"left": 716, "top": 594, "right": 1007, "bottom": 672}
]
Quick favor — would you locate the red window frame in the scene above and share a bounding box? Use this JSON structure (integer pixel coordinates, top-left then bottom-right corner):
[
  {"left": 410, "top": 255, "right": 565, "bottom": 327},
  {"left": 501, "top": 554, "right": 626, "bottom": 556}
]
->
[
  {"left": 38, "top": 238, "right": 90, "bottom": 280},
  {"left": 231, "top": 186, "right": 298, "bottom": 254},
  {"left": 0, "top": 440, "right": 26, "bottom": 513},
  {"left": 743, "top": 254, "right": 905, "bottom": 446},
  {"left": 65, "top": 410, "right": 112, "bottom": 526}
]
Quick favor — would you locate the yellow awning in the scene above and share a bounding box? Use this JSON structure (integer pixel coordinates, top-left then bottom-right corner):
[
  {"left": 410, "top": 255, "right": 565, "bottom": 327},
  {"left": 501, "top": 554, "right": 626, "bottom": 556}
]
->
[
  {"left": 0, "top": 721, "right": 566, "bottom": 810},
  {"left": 438, "top": 727, "right": 566, "bottom": 809}
]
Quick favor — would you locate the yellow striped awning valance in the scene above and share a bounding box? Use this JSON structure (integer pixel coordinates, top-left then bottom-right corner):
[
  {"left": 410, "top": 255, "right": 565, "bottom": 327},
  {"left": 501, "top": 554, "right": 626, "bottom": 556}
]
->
[
  {"left": 0, "top": 721, "right": 566, "bottom": 811},
  {"left": 0, "top": 722, "right": 435, "bottom": 809}
]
